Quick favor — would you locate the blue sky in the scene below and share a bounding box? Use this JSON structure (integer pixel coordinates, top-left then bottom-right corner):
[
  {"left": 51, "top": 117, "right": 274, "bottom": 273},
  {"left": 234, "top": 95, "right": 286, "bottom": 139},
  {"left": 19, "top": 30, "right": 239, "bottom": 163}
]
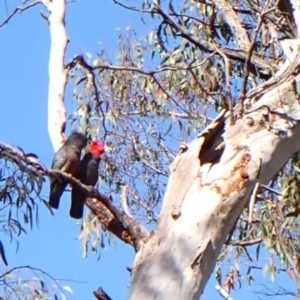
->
[{"left": 0, "top": 0, "right": 297, "bottom": 299}]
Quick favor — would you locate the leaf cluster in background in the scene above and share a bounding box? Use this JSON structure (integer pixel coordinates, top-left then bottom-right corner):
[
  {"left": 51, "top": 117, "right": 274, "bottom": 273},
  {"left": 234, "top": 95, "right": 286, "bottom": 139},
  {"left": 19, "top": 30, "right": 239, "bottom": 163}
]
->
[
  {"left": 66, "top": 0, "right": 299, "bottom": 297},
  {"left": 0, "top": 144, "right": 45, "bottom": 263},
  {"left": 0, "top": 265, "right": 72, "bottom": 300}
]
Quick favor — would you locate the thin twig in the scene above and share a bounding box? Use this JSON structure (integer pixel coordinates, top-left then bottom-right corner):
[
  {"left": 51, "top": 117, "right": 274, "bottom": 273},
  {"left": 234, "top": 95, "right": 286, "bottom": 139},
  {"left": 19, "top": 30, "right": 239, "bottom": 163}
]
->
[
  {"left": 261, "top": 184, "right": 282, "bottom": 196},
  {"left": 229, "top": 238, "right": 262, "bottom": 246},
  {"left": 132, "top": 135, "right": 168, "bottom": 177},
  {"left": 150, "top": 74, "right": 187, "bottom": 111}
]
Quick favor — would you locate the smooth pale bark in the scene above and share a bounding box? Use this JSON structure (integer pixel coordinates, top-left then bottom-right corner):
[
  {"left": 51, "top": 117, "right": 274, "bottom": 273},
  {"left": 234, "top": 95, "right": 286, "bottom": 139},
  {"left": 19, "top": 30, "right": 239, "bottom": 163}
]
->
[
  {"left": 43, "top": 0, "right": 68, "bottom": 152},
  {"left": 290, "top": 0, "right": 300, "bottom": 36},
  {"left": 128, "top": 39, "right": 300, "bottom": 299}
]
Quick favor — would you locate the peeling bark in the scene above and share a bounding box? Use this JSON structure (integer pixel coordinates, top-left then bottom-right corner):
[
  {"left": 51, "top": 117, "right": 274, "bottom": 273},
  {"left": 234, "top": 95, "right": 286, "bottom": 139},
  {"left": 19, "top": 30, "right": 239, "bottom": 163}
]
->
[{"left": 128, "top": 41, "right": 300, "bottom": 299}]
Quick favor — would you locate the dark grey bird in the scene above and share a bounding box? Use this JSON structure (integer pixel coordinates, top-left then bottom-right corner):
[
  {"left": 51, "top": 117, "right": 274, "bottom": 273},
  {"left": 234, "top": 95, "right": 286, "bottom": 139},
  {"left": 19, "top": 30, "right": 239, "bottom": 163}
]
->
[{"left": 49, "top": 132, "right": 87, "bottom": 210}]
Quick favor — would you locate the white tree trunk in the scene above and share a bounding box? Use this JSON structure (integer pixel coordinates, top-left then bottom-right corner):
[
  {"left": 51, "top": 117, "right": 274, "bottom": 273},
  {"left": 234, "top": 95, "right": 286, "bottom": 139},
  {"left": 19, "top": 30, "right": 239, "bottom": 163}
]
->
[
  {"left": 128, "top": 39, "right": 300, "bottom": 299},
  {"left": 42, "top": 0, "right": 68, "bottom": 152}
]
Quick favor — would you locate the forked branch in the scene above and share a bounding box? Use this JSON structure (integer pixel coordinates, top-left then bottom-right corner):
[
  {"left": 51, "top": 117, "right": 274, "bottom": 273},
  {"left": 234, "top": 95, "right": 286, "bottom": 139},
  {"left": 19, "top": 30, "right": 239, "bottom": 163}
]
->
[{"left": 0, "top": 0, "right": 41, "bottom": 28}]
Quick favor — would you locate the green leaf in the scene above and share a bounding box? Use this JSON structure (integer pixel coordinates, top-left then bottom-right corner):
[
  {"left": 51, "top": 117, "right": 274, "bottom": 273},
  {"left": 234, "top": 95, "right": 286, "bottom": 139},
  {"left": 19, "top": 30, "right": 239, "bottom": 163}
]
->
[
  {"left": 256, "top": 243, "right": 261, "bottom": 260},
  {"left": 0, "top": 240, "right": 8, "bottom": 266},
  {"left": 163, "top": 123, "right": 172, "bottom": 137}
]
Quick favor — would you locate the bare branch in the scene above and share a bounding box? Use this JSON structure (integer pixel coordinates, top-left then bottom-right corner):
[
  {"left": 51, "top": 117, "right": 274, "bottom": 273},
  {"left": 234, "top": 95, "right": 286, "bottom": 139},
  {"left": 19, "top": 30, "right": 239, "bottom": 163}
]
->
[{"left": 0, "top": 1, "right": 41, "bottom": 28}]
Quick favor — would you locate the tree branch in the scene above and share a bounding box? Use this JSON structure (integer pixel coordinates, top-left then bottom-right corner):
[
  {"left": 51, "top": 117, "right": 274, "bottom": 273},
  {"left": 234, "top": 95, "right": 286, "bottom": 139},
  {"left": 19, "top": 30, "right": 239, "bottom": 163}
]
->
[
  {"left": 0, "top": 1, "right": 41, "bottom": 28},
  {"left": 66, "top": 54, "right": 194, "bottom": 112},
  {"left": 48, "top": 170, "right": 149, "bottom": 251},
  {"left": 153, "top": 2, "right": 276, "bottom": 77},
  {"left": 0, "top": 141, "right": 149, "bottom": 251},
  {"left": 66, "top": 54, "right": 214, "bottom": 76},
  {"left": 228, "top": 238, "right": 262, "bottom": 247}
]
